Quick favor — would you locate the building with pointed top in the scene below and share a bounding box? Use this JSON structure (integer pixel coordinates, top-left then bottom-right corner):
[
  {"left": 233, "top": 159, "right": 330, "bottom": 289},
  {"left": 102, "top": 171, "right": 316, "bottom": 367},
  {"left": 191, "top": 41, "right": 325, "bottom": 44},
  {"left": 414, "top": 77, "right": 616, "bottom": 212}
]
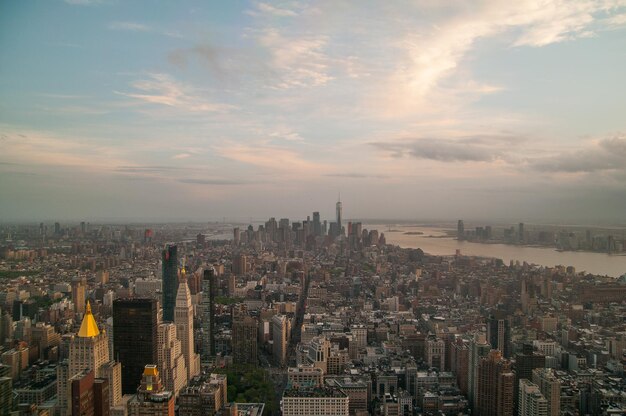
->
[
  {"left": 174, "top": 279, "right": 200, "bottom": 381},
  {"left": 70, "top": 301, "right": 109, "bottom": 378}
]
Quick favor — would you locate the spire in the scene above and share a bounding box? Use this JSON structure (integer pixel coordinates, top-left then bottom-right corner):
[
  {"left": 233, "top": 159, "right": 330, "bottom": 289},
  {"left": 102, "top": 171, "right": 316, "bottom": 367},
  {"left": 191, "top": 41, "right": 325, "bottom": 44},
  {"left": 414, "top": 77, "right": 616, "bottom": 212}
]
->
[
  {"left": 176, "top": 279, "right": 192, "bottom": 308},
  {"left": 77, "top": 300, "right": 100, "bottom": 338}
]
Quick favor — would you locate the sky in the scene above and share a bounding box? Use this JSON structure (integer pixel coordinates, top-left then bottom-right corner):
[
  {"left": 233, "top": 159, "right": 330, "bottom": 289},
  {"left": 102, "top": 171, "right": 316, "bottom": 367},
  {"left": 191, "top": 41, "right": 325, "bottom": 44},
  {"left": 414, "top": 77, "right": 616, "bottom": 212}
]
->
[{"left": 1, "top": 0, "right": 626, "bottom": 224}]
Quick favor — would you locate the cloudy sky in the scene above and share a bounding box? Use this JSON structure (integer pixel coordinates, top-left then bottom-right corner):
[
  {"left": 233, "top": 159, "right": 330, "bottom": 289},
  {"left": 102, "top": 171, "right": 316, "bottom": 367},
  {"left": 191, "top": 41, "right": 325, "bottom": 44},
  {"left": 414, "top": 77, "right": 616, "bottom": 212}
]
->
[{"left": 1, "top": 0, "right": 625, "bottom": 223}]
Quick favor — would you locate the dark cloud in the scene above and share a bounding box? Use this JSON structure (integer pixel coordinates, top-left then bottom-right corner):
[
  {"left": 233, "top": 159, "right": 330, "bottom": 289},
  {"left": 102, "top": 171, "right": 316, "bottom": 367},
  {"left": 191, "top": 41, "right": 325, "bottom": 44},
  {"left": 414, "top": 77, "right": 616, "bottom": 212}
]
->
[
  {"left": 324, "top": 173, "right": 390, "bottom": 179},
  {"left": 529, "top": 136, "right": 626, "bottom": 173},
  {"left": 369, "top": 136, "right": 512, "bottom": 162},
  {"left": 178, "top": 178, "right": 250, "bottom": 185}
]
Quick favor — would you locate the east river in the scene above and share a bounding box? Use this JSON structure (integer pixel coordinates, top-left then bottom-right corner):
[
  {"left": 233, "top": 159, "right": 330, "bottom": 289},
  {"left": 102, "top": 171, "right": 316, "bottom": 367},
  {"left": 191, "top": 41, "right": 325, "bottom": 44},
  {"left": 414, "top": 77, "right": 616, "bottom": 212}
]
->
[{"left": 366, "top": 224, "right": 626, "bottom": 278}]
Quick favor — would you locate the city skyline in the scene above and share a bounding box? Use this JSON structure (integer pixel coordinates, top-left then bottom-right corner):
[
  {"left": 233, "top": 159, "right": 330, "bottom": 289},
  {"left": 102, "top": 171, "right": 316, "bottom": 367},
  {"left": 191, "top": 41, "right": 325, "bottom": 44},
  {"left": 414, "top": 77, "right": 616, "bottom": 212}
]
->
[{"left": 1, "top": 1, "right": 626, "bottom": 223}]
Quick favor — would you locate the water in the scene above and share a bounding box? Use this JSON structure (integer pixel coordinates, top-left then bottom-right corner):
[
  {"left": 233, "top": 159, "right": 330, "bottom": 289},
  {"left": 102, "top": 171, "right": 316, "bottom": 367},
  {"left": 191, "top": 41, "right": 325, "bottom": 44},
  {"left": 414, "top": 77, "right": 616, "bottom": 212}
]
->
[{"left": 366, "top": 224, "right": 626, "bottom": 278}]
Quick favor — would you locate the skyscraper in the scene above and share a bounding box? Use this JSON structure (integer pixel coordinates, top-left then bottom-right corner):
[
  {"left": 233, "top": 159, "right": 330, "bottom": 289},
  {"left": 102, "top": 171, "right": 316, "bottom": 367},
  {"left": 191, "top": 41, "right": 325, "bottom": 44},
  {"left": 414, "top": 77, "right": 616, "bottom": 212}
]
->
[
  {"left": 336, "top": 197, "right": 343, "bottom": 235},
  {"left": 69, "top": 301, "right": 109, "bottom": 378},
  {"left": 113, "top": 298, "right": 159, "bottom": 395},
  {"left": 487, "top": 313, "right": 511, "bottom": 358},
  {"left": 475, "top": 350, "right": 514, "bottom": 416},
  {"left": 128, "top": 365, "right": 174, "bottom": 416},
  {"left": 157, "top": 322, "right": 187, "bottom": 398},
  {"left": 532, "top": 368, "right": 561, "bottom": 416},
  {"left": 201, "top": 267, "right": 216, "bottom": 359},
  {"left": 174, "top": 279, "right": 200, "bottom": 381},
  {"left": 468, "top": 332, "right": 491, "bottom": 407},
  {"left": 161, "top": 245, "right": 178, "bottom": 323},
  {"left": 312, "top": 211, "right": 321, "bottom": 236},
  {"left": 457, "top": 220, "right": 465, "bottom": 239}
]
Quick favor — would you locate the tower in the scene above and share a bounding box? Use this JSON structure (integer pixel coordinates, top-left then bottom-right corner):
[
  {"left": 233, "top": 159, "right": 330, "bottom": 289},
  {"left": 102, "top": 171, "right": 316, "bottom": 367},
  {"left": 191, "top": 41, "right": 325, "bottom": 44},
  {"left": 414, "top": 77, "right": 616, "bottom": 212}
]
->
[
  {"left": 532, "top": 368, "right": 560, "bottom": 416},
  {"left": 468, "top": 332, "right": 491, "bottom": 407},
  {"left": 128, "top": 365, "right": 174, "bottom": 416},
  {"left": 336, "top": 196, "right": 343, "bottom": 236},
  {"left": 161, "top": 245, "right": 178, "bottom": 323},
  {"left": 113, "top": 298, "right": 158, "bottom": 395},
  {"left": 201, "top": 267, "right": 216, "bottom": 359},
  {"left": 174, "top": 279, "right": 200, "bottom": 381},
  {"left": 272, "top": 314, "right": 288, "bottom": 366},
  {"left": 487, "top": 313, "right": 511, "bottom": 358}
]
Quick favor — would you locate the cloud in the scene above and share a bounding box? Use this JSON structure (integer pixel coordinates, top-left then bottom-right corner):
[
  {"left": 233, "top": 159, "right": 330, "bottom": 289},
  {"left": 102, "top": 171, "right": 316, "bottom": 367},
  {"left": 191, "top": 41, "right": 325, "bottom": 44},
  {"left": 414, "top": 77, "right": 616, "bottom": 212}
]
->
[
  {"left": 247, "top": 2, "right": 298, "bottom": 17},
  {"left": 173, "top": 153, "right": 191, "bottom": 159},
  {"left": 214, "top": 143, "right": 328, "bottom": 174},
  {"left": 115, "top": 73, "right": 235, "bottom": 113},
  {"left": 108, "top": 21, "right": 151, "bottom": 32},
  {"left": 324, "top": 173, "right": 390, "bottom": 179},
  {"left": 369, "top": 134, "right": 525, "bottom": 162},
  {"left": 528, "top": 135, "right": 626, "bottom": 173},
  {"left": 178, "top": 178, "right": 251, "bottom": 185}
]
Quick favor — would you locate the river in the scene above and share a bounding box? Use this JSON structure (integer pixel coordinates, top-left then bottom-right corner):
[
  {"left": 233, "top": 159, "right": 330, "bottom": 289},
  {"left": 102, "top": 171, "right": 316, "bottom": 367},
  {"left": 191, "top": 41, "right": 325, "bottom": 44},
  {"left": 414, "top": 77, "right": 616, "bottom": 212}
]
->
[{"left": 366, "top": 224, "right": 626, "bottom": 278}]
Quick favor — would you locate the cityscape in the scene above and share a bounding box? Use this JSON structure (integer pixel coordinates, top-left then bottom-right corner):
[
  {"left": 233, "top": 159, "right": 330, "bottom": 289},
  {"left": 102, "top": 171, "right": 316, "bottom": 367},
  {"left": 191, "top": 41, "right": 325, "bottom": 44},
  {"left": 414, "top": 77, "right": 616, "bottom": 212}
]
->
[{"left": 1, "top": 1, "right": 626, "bottom": 416}]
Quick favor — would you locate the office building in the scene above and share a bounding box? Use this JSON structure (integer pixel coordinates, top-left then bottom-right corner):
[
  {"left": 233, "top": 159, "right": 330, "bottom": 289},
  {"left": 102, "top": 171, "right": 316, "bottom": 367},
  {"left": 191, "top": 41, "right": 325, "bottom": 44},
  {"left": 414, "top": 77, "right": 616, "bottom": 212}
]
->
[
  {"left": 161, "top": 245, "right": 178, "bottom": 323},
  {"left": 487, "top": 314, "right": 511, "bottom": 358},
  {"left": 157, "top": 323, "right": 186, "bottom": 398},
  {"left": 232, "top": 315, "right": 258, "bottom": 366},
  {"left": 127, "top": 365, "right": 174, "bottom": 416},
  {"left": 71, "top": 277, "right": 86, "bottom": 314},
  {"left": 475, "top": 350, "right": 514, "bottom": 416},
  {"left": 174, "top": 279, "right": 200, "bottom": 381},
  {"left": 113, "top": 298, "right": 158, "bottom": 394},
  {"left": 71, "top": 369, "right": 110, "bottom": 416},
  {"left": 532, "top": 368, "right": 560, "bottom": 416},
  {"left": 518, "top": 379, "right": 548, "bottom": 416},
  {"left": 336, "top": 198, "right": 343, "bottom": 235},
  {"left": 69, "top": 301, "right": 109, "bottom": 379},
  {"left": 282, "top": 386, "right": 349, "bottom": 416},
  {"left": 272, "top": 315, "right": 288, "bottom": 366},
  {"left": 201, "top": 267, "right": 216, "bottom": 359},
  {"left": 468, "top": 332, "right": 491, "bottom": 407}
]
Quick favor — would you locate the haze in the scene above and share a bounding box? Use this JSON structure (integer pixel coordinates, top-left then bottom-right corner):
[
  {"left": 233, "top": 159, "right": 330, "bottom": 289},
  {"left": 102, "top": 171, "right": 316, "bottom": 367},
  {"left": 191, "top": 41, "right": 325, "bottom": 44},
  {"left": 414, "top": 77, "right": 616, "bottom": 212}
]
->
[{"left": 1, "top": 1, "right": 626, "bottom": 223}]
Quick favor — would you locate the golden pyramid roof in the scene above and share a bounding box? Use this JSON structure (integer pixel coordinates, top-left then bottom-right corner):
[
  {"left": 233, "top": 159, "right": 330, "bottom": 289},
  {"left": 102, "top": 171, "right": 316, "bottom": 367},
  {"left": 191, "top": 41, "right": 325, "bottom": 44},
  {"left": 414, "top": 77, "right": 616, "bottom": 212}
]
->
[{"left": 77, "top": 301, "right": 100, "bottom": 338}]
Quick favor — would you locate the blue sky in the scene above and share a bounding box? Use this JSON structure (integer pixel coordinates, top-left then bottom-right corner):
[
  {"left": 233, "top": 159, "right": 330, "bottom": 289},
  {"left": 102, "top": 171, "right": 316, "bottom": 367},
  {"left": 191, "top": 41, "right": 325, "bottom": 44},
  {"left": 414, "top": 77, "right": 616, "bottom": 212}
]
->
[{"left": 1, "top": 0, "right": 626, "bottom": 223}]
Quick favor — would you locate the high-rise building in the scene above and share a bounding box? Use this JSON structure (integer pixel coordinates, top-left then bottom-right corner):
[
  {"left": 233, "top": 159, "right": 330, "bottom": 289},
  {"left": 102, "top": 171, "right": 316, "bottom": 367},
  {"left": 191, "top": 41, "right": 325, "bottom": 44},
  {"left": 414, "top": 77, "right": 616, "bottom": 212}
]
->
[
  {"left": 519, "top": 222, "right": 525, "bottom": 242},
  {"left": 336, "top": 197, "right": 343, "bottom": 235},
  {"left": 174, "top": 279, "right": 200, "bottom": 382},
  {"left": 113, "top": 298, "right": 158, "bottom": 395},
  {"left": 71, "top": 277, "right": 86, "bottom": 314},
  {"left": 157, "top": 323, "right": 187, "bottom": 398},
  {"left": 232, "top": 254, "right": 247, "bottom": 275},
  {"left": 468, "top": 332, "right": 491, "bottom": 407},
  {"left": 487, "top": 314, "right": 511, "bottom": 358},
  {"left": 518, "top": 379, "right": 548, "bottom": 416},
  {"left": 425, "top": 337, "right": 446, "bottom": 371},
  {"left": 201, "top": 267, "right": 216, "bottom": 359},
  {"left": 532, "top": 368, "right": 560, "bottom": 416},
  {"left": 312, "top": 212, "right": 321, "bottom": 236},
  {"left": 457, "top": 220, "right": 465, "bottom": 239},
  {"left": 127, "top": 365, "right": 174, "bottom": 416},
  {"left": 232, "top": 315, "right": 258, "bottom": 366},
  {"left": 514, "top": 343, "right": 545, "bottom": 397},
  {"left": 69, "top": 301, "right": 110, "bottom": 378},
  {"left": 272, "top": 314, "right": 288, "bottom": 366},
  {"left": 161, "top": 245, "right": 178, "bottom": 323},
  {"left": 475, "top": 350, "right": 514, "bottom": 416}
]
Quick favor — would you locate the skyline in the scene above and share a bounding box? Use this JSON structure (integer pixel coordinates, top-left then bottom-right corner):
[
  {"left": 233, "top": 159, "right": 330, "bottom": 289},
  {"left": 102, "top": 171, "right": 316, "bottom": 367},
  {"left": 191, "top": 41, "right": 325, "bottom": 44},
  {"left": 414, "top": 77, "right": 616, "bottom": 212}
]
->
[{"left": 1, "top": 1, "right": 626, "bottom": 223}]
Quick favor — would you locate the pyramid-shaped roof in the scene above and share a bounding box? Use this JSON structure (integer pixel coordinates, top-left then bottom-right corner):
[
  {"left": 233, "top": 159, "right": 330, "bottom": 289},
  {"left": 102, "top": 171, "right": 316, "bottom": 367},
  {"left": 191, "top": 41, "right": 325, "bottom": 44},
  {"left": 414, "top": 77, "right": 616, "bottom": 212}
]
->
[{"left": 77, "top": 301, "right": 100, "bottom": 338}]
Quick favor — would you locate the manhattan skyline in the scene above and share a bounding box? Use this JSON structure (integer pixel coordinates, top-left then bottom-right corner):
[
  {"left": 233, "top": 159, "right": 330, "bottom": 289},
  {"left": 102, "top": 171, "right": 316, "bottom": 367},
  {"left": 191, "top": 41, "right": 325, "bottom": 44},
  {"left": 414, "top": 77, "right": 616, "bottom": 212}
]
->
[{"left": 1, "top": 1, "right": 626, "bottom": 223}]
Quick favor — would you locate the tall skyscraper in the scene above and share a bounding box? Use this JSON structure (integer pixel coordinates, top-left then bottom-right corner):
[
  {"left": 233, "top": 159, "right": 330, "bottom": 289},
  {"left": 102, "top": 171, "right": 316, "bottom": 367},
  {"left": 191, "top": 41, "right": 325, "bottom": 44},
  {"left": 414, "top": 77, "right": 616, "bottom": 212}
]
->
[
  {"left": 161, "top": 245, "right": 178, "bottom": 323},
  {"left": 201, "top": 267, "right": 216, "bottom": 359},
  {"left": 336, "top": 197, "right": 343, "bottom": 235},
  {"left": 71, "top": 277, "right": 86, "bottom": 314},
  {"left": 232, "top": 315, "right": 258, "bottom": 366},
  {"left": 113, "top": 298, "right": 159, "bottom": 395},
  {"left": 475, "top": 350, "right": 514, "bottom": 416},
  {"left": 174, "top": 279, "right": 200, "bottom": 382},
  {"left": 518, "top": 379, "right": 548, "bottom": 416},
  {"left": 312, "top": 212, "right": 321, "bottom": 236},
  {"left": 457, "top": 220, "right": 465, "bottom": 239}
]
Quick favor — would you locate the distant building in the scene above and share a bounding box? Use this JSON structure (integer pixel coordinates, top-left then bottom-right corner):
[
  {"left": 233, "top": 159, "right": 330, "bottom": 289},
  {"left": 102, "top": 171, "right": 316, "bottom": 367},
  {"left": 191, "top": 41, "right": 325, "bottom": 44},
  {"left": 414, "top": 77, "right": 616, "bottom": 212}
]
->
[
  {"left": 475, "top": 350, "right": 514, "bottom": 416},
  {"left": 201, "top": 267, "right": 216, "bottom": 360},
  {"left": 232, "top": 316, "right": 258, "bottom": 366},
  {"left": 175, "top": 279, "right": 200, "bottom": 382},
  {"left": 282, "top": 386, "right": 349, "bottom": 416}
]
